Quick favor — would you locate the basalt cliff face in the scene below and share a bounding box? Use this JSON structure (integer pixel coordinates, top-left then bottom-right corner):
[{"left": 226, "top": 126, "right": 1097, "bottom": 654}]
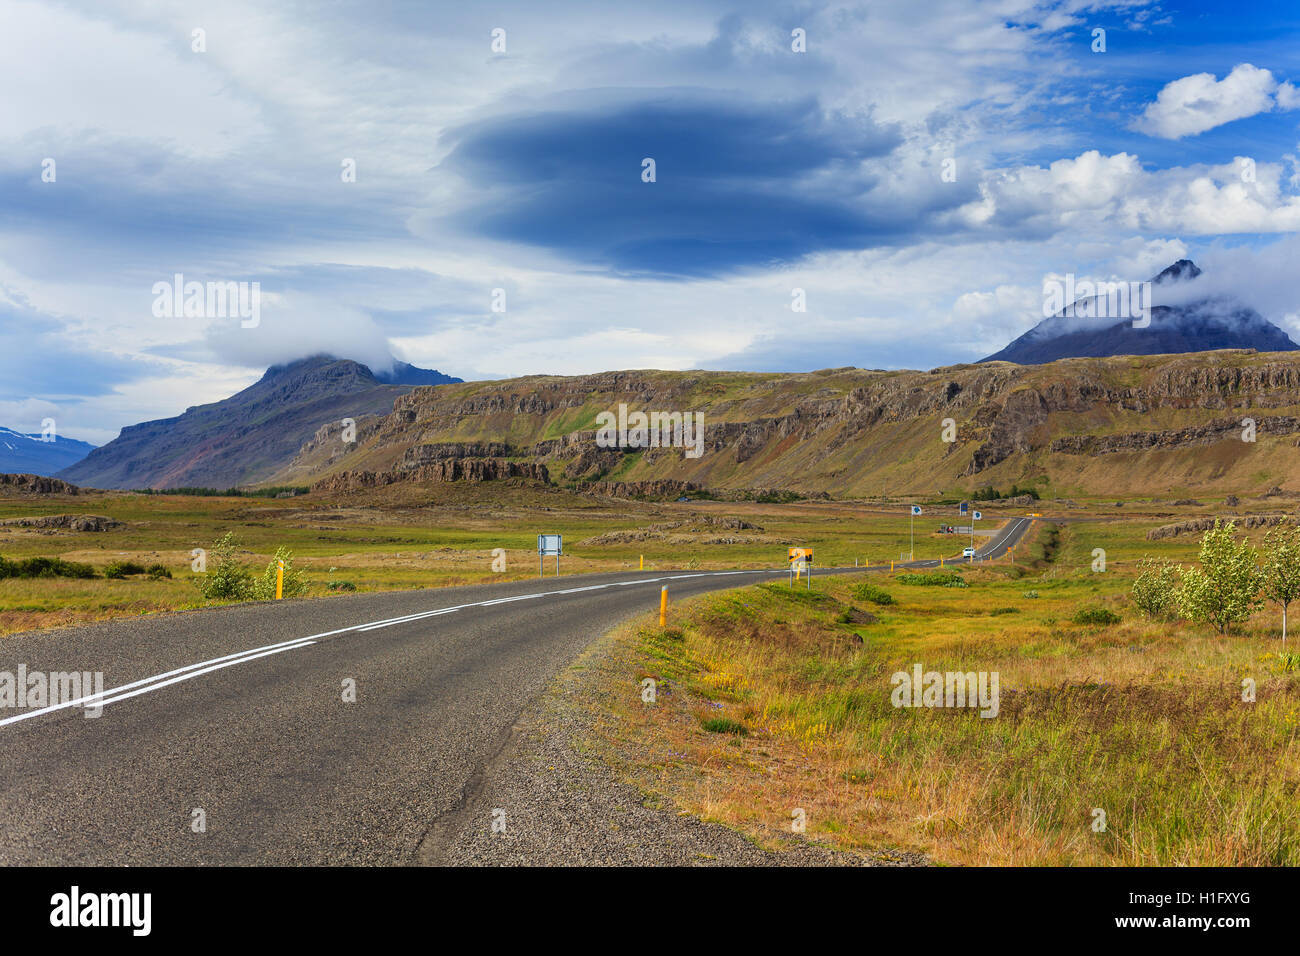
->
[{"left": 269, "top": 350, "right": 1300, "bottom": 498}]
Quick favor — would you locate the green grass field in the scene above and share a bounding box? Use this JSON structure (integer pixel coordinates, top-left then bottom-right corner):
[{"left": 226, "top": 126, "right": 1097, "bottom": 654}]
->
[
  {"left": 5, "top": 484, "right": 1298, "bottom": 864},
  {"left": 0, "top": 484, "right": 1049, "bottom": 635}
]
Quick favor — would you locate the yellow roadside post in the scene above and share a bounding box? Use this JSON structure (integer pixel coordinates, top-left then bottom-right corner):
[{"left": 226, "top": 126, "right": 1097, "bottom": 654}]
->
[
  {"left": 275, "top": 559, "right": 284, "bottom": 600},
  {"left": 659, "top": 586, "right": 668, "bottom": 626},
  {"left": 639, "top": 554, "right": 644, "bottom": 570},
  {"left": 890, "top": 560, "right": 894, "bottom": 571}
]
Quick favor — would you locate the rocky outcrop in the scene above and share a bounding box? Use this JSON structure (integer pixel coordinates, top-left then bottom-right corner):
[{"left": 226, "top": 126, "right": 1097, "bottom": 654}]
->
[
  {"left": 0, "top": 473, "right": 81, "bottom": 495},
  {"left": 561, "top": 445, "right": 624, "bottom": 480},
  {"left": 1146, "top": 514, "right": 1297, "bottom": 540},
  {"left": 964, "top": 388, "right": 1049, "bottom": 474},
  {"left": 399, "top": 442, "right": 517, "bottom": 469},
  {"left": 997, "top": 494, "right": 1037, "bottom": 506},
  {"left": 1053, "top": 416, "right": 1300, "bottom": 455},
  {"left": 579, "top": 516, "right": 763, "bottom": 545},
  {"left": 581, "top": 479, "right": 703, "bottom": 500},
  {"left": 311, "top": 458, "right": 549, "bottom": 493},
  {"left": 0, "top": 514, "right": 122, "bottom": 531}
]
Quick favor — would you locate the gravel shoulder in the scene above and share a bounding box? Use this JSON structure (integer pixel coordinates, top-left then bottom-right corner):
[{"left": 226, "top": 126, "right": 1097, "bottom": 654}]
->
[{"left": 432, "top": 625, "right": 929, "bottom": 867}]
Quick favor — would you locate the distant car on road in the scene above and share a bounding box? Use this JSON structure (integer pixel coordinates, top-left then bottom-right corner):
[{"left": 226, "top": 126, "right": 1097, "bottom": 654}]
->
[{"left": 962, "top": 547, "right": 976, "bottom": 558}]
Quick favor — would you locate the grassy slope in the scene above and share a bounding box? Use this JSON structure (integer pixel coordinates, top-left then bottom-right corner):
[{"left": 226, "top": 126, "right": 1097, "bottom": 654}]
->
[{"left": 269, "top": 352, "right": 1300, "bottom": 499}]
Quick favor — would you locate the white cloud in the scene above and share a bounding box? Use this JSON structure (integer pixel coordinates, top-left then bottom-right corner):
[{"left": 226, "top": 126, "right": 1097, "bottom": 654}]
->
[
  {"left": 964, "top": 150, "right": 1300, "bottom": 235},
  {"left": 0, "top": 398, "right": 60, "bottom": 435},
  {"left": 5, "top": 0, "right": 1300, "bottom": 442},
  {"left": 204, "top": 294, "right": 397, "bottom": 374},
  {"left": 1134, "top": 63, "right": 1295, "bottom": 139},
  {"left": 0, "top": 0, "right": 262, "bottom": 154}
]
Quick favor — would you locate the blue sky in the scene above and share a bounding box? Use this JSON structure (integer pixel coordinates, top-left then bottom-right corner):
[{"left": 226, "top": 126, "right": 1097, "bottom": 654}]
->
[{"left": 2, "top": 0, "right": 1300, "bottom": 443}]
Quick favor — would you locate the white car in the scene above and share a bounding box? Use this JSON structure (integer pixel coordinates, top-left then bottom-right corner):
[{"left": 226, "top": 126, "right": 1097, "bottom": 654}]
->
[{"left": 962, "top": 547, "right": 976, "bottom": 558}]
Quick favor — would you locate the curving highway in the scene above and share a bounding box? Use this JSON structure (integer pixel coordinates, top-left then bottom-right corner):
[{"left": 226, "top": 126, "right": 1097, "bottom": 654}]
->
[{"left": 0, "top": 518, "right": 1035, "bottom": 865}]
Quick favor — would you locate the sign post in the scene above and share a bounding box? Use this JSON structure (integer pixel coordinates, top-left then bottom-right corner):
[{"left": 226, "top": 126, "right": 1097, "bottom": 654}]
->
[
  {"left": 971, "top": 511, "right": 981, "bottom": 561},
  {"left": 909, "top": 505, "right": 922, "bottom": 562},
  {"left": 788, "top": 548, "right": 813, "bottom": 589},
  {"left": 537, "top": 534, "right": 562, "bottom": 577}
]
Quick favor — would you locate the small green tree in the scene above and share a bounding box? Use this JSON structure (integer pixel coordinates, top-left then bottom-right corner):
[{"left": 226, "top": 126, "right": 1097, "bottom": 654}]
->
[
  {"left": 251, "top": 546, "right": 309, "bottom": 600},
  {"left": 1176, "top": 520, "right": 1261, "bottom": 634},
  {"left": 1131, "top": 556, "right": 1178, "bottom": 619},
  {"left": 197, "top": 532, "right": 253, "bottom": 600},
  {"left": 1260, "top": 524, "right": 1300, "bottom": 645}
]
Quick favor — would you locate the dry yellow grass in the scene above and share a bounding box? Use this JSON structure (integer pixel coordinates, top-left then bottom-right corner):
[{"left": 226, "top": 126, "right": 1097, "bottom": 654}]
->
[{"left": 570, "top": 521, "right": 1300, "bottom": 865}]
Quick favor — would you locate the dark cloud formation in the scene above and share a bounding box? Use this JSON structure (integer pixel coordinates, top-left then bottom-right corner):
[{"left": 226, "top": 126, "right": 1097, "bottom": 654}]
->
[{"left": 440, "top": 94, "right": 936, "bottom": 276}]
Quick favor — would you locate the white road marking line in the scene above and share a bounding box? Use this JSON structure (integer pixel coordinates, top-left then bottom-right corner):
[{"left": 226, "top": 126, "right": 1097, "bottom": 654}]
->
[
  {"left": 92, "top": 641, "right": 319, "bottom": 707},
  {"left": 0, "top": 568, "right": 783, "bottom": 728},
  {"left": 357, "top": 608, "right": 460, "bottom": 632},
  {"left": 0, "top": 636, "right": 323, "bottom": 728}
]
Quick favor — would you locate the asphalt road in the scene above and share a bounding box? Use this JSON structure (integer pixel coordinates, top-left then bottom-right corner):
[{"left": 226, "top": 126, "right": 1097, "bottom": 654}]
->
[{"left": 0, "top": 518, "right": 1034, "bottom": 865}]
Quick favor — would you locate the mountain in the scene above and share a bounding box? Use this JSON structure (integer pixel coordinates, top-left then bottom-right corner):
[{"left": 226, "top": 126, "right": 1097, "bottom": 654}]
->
[
  {"left": 57, "top": 356, "right": 461, "bottom": 490},
  {"left": 373, "top": 361, "right": 460, "bottom": 387},
  {"left": 0, "top": 426, "right": 95, "bottom": 476},
  {"left": 266, "top": 350, "right": 1300, "bottom": 500},
  {"left": 982, "top": 260, "right": 1298, "bottom": 364}
]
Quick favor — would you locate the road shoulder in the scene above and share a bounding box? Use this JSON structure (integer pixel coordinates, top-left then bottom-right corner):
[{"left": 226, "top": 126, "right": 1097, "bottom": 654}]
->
[{"left": 430, "top": 603, "right": 927, "bottom": 867}]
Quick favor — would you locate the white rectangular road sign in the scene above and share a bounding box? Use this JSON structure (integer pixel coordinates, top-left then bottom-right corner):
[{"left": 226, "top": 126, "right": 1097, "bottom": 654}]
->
[{"left": 537, "top": 534, "right": 562, "bottom": 555}]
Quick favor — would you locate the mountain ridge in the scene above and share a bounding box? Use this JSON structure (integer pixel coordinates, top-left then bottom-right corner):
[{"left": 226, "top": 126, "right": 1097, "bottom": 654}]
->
[
  {"left": 264, "top": 349, "right": 1300, "bottom": 499},
  {"left": 0, "top": 427, "right": 96, "bottom": 477},
  {"left": 982, "top": 259, "right": 1298, "bottom": 364},
  {"left": 57, "top": 355, "right": 461, "bottom": 489}
]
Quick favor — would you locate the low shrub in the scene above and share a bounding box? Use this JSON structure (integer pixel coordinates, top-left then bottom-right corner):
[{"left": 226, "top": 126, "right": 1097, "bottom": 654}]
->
[
  {"left": 104, "top": 560, "right": 147, "bottom": 579},
  {"left": 251, "top": 547, "right": 309, "bottom": 600},
  {"left": 852, "top": 582, "right": 895, "bottom": 605},
  {"left": 0, "top": 556, "right": 97, "bottom": 579},
  {"left": 897, "top": 571, "right": 966, "bottom": 587},
  {"left": 196, "top": 532, "right": 253, "bottom": 600},
  {"left": 1073, "top": 606, "right": 1122, "bottom": 626},
  {"left": 700, "top": 716, "right": 747, "bottom": 735}
]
